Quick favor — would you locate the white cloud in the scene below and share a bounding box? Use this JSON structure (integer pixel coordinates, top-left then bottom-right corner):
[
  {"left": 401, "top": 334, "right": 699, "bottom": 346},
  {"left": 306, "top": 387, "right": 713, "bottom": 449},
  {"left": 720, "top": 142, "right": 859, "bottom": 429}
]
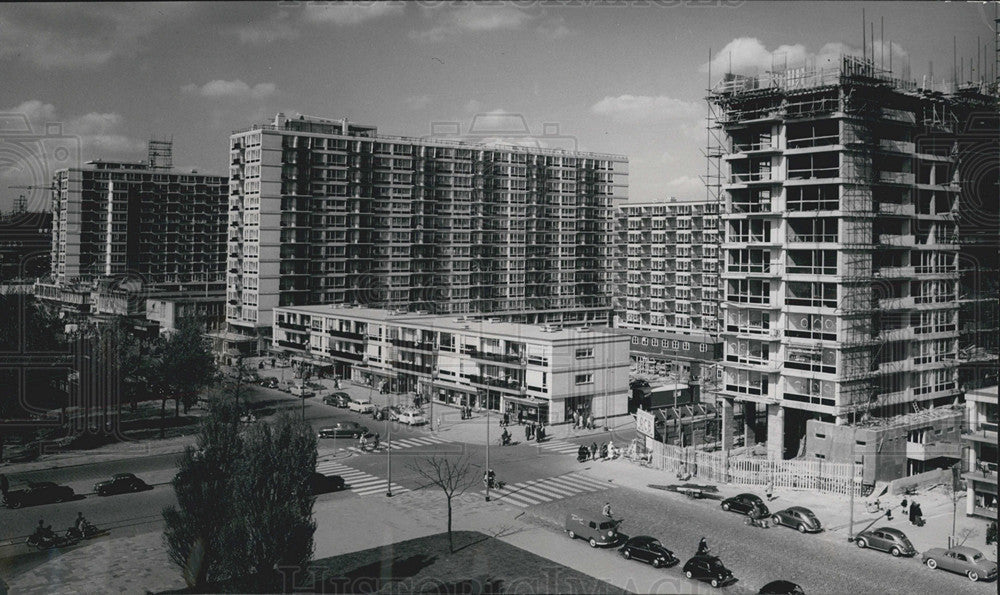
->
[
  {"left": 233, "top": 11, "right": 301, "bottom": 45},
  {"left": 2, "top": 100, "right": 145, "bottom": 161},
  {"left": 411, "top": 5, "right": 534, "bottom": 42},
  {"left": 182, "top": 80, "right": 277, "bottom": 100},
  {"left": 404, "top": 95, "right": 432, "bottom": 110},
  {"left": 303, "top": 2, "right": 404, "bottom": 26},
  {"left": 702, "top": 37, "right": 908, "bottom": 75},
  {"left": 537, "top": 16, "right": 572, "bottom": 39},
  {"left": 591, "top": 95, "right": 702, "bottom": 122},
  {"left": 0, "top": 4, "right": 198, "bottom": 68}
]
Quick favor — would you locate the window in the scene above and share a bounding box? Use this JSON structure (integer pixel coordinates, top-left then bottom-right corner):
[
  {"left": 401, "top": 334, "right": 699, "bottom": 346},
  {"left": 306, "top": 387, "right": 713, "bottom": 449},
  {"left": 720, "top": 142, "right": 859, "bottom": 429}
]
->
[
  {"left": 672, "top": 340, "right": 679, "bottom": 349},
  {"left": 632, "top": 337, "right": 639, "bottom": 344},
  {"left": 641, "top": 337, "right": 648, "bottom": 345},
  {"left": 575, "top": 348, "right": 594, "bottom": 359},
  {"left": 700, "top": 344, "right": 708, "bottom": 353},
  {"left": 575, "top": 374, "right": 593, "bottom": 385},
  {"left": 651, "top": 339, "right": 658, "bottom": 347},
  {"left": 682, "top": 342, "right": 690, "bottom": 350}
]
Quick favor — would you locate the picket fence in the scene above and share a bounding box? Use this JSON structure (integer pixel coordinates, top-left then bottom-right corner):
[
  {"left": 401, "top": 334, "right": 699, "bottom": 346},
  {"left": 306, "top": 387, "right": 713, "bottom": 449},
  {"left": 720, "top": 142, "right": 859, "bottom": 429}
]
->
[{"left": 648, "top": 441, "right": 862, "bottom": 496}]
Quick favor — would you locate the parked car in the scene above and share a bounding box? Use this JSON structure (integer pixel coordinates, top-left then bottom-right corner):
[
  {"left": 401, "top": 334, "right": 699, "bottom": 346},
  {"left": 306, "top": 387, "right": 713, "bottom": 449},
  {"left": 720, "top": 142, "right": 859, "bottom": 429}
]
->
[
  {"left": 720, "top": 493, "right": 768, "bottom": 517},
  {"left": 94, "top": 473, "right": 151, "bottom": 496},
  {"left": 922, "top": 546, "right": 998, "bottom": 582},
  {"left": 855, "top": 527, "right": 916, "bottom": 557},
  {"left": 619, "top": 535, "right": 677, "bottom": 568},
  {"left": 398, "top": 410, "right": 429, "bottom": 426},
  {"left": 323, "top": 393, "right": 351, "bottom": 407},
  {"left": 564, "top": 510, "right": 621, "bottom": 548},
  {"left": 759, "top": 580, "right": 806, "bottom": 594},
  {"left": 771, "top": 507, "right": 822, "bottom": 533},
  {"left": 388, "top": 405, "right": 403, "bottom": 421},
  {"left": 317, "top": 422, "right": 369, "bottom": 439},
  {"left": 2, "top": 481, "right": 75, "bottom": 508},
  {"left": 682, "top": 555, "right": 736, "bottom": 588},
  {"left": 307, "top": 472, "right": 346, "bottom": 495},
  {"left": 348, "top": 399, "right": 375, "bottom": 413},
  {"left": 259, "top": 378, "right": 279, "bottom": 389},
  {"left": 289, "top": 385, "right": 315, "bottom": 398}
]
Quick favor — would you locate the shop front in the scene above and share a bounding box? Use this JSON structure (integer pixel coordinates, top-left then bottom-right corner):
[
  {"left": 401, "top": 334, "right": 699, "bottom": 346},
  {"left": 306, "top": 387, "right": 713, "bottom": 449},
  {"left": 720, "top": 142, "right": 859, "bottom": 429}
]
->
[
  {"left": 503, "top": 395, "right": 550, "bottom": 425},
  {"left": 354, "top": 366, "right": 399, "bottom": 393}
]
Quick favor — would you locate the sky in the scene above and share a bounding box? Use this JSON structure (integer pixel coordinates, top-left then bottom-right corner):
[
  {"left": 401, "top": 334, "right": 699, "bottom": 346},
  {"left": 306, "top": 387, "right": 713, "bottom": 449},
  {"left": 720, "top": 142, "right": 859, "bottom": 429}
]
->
[{"left": 0, "top": 1, "right": 994, "bottom": 213}]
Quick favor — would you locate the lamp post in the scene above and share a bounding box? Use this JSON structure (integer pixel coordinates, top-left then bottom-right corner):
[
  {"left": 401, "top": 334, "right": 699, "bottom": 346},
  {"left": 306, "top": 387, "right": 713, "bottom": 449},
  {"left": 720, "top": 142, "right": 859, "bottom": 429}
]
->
[
  {"left": 483, "top": 389, "right": 491, "bottom": 502},
  {"left": 386, "top": 391, "right": 393, "bottom": 497}
]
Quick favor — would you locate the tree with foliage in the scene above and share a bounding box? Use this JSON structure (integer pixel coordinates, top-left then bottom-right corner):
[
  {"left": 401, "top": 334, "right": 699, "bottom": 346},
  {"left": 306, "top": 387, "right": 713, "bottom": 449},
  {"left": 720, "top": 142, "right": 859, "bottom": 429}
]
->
[
  {"left": 408, "top": 455, "right": 477, "bottom": 553},
  {"left": 163, "top": 395, "right": 317, "bottom": 590},
  {"left": 149, "top": 318, "right": 217, "bottom": 437},
  {"left": 162, "top": 393, "right": 243, "bottom": 589},
  {"left": 0, "top": 292, "right": 66, "bottom": 462}
]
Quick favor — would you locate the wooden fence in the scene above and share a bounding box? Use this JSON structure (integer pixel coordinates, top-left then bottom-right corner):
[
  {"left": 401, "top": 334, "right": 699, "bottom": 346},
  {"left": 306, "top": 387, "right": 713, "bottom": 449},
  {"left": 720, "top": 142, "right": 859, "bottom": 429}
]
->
[{"left": 649, "top": 441, "right": 862, "bottom": 496}]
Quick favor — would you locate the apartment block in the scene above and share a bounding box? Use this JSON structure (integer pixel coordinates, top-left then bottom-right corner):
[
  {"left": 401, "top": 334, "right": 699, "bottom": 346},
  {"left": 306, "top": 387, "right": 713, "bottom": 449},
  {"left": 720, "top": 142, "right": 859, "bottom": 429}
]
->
[
  {"left": 37, "top": 144, "right": 228, "bottom": 320},
  {"left": 962, "top": 385, "right": 998, "bottom": 518},
  {"left": 270, "top": 305, "right": 630, "bottom": 425},
  {"left": 708, "top": 55, "right": 995, "bottom": 463},
  {"left": 223, "top": 114, "right": 628, "bottom": 357}
]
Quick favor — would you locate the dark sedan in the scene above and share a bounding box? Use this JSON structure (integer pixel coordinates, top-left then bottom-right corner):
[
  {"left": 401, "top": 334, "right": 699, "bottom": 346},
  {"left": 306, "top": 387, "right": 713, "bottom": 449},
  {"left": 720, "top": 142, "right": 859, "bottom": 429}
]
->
[
  {"left": 682, "top": 555, "right": 736, "bottom": 588},
  {"left": 771, "top": 507, "right": 822, "bottom": 533},
  {"left": 619, "top": 535, "right": 677, "bottom": 568},
  {"left": 2, "top": 481, "right": 76, "bottom": 508},
  {"left": 94, "top": 473, "right": 151, "bottom": 496},
  {"left": 759, "top": 580, "right": 806, "bottom": 594},
  {"left": 307, "top": 473, "right": 346, "bottom": 495},
  {"left": 855, "top": 527, "right": 916, "bottom": 557},
  {"left": 317, "top": 421, "right": 368, "bottom": 439},
  {"left": 322, "top": 393, "right": 352, "bottom": 408},
  {"left": 721, "top": 493, "right": 769, "bottom": 517}
]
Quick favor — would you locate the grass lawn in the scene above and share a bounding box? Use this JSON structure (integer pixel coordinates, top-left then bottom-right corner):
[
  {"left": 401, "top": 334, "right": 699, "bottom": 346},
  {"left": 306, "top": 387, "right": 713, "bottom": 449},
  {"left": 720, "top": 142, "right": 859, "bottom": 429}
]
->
[{"left": 295, "top": 531, "right": 625, "bottom": 594}]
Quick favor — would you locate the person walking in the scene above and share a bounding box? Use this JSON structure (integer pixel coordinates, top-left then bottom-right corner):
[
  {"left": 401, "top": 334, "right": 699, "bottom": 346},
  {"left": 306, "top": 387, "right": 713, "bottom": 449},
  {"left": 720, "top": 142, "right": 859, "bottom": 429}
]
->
[
  {"left": 590, "top": 441, "right": 598, "bottom": 461},
  {"left": 587, "top": 413, "right": 595, "bottom": 430},
  {"left": 525, "top": 423, "right": 531, "bottom": 442},
  {"left": 517, "top": 410, "right": 523, "bottom": 425},
  {"left": 765, "top": 479, "right": 774, "bottom": 501}
]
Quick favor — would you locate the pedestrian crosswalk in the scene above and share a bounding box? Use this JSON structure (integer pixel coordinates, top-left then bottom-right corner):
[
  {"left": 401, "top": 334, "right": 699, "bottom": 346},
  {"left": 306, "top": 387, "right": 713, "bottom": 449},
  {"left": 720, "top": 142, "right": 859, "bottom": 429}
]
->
[
  {"left": 536, "top": 440, "right": 585, "bottom": 456},
  {"left": 315, "top": 460, "right": 409, "bottom": 497},
  {"left": 481, "top": 473, "right": 612, "bottom": 507},
  {"left": 345, "top": 435, "right": 452, "bottom": 454}
]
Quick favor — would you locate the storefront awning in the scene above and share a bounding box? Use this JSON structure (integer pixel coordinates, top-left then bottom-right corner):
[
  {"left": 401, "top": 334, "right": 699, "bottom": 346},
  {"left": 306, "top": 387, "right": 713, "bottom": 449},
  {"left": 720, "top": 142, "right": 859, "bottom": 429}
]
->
[
  {"left": 290, "top": 355, "right": 335, "bottom": 368},
  {"left": 502, "top": 395, "right": 549, "bottom": 409}
]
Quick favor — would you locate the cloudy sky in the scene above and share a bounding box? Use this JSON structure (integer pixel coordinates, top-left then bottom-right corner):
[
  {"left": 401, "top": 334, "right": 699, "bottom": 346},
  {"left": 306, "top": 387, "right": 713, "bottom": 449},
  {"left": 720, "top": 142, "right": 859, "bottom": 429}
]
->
[{"left": 0, "top": 1, "right": 993, "bottom": 212}]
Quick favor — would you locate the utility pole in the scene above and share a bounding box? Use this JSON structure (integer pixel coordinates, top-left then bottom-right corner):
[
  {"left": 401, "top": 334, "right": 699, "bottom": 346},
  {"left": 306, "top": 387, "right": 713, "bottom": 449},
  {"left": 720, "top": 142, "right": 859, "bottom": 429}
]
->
[
  {"left": 485, "top": 390, "right": 491, "bottom": 501},
  {"left": 386, "top": 392, "right": 393, "bottom": 497}
]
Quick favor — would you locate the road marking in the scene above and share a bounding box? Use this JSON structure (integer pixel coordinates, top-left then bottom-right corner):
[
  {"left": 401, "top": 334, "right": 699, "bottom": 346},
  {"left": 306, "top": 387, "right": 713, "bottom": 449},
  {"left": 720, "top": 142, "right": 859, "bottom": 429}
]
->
[
  {"left": 481, "top": 472, "right": 613, "bottom": 507},
  {"left": 314, "top": 461, "right": 408, "bottom": 496},
  {"left": 345, "top": 435, "right": 452, "bottom": 454},
  {"left": 537, "top": 440, "right": 584, "bottom": 455}
]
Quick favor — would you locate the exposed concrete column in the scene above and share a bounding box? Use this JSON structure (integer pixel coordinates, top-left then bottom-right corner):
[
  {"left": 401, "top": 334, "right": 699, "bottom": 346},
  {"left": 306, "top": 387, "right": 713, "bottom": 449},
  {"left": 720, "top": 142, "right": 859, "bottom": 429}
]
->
[
  {"left": 744, "top": 402, "right": 756, "bottom": 447},
  {"left": 766, "top": 404, "right": 785, "bottom": 460},
  {"left": 835, "top": 414, "right": 849, "bottom": 426},
  {"left": 721, "top": 398, "right": 734, "bottom": 454}
]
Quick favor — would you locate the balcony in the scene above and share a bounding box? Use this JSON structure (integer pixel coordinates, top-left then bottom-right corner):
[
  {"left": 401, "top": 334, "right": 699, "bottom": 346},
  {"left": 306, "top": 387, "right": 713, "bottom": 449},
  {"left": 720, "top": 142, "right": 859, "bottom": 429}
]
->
[
  {"left": 330, "top": 349, "right": 363, "bottom": 362},
  {"left": 878, "top": 234, "right": 915, "bottom": 247},
  {"left": 728, "top": 172, "right": 774, "bottom": 184},
  {"left": 878, "top": 327, "right": 915, "bottom": 342},
  {"left": 879, "top": 139, "right": 916, "bottom": 154},
  {"left": 467, "top": 375, "right": 524, "bottom": 392},
  {"left": 963, "top": 423, "right": 998, "bottom": 445},
  {"left": 390, "top": 338, "right": 435, "bottom": 351},
  {"left": 462, "top": 346, "right": 524, "bottom": 365},
  {"left": 329, "top": 329, "right": 365, "bottom": 341},
  {"left": 906, "top": 439, "right": 962, "bottom": 461},
  {"left": 277, "top": 340, "right": 306, "bottom": 350},
  {"left": 878, "top": 296, "right": 915, "bottom": 309},
  {"left": 877, "top": 202, "right": 916, "bottom": 216},
  {"left": 277, "top": 320, "right": 308, "bottom": 332},
  {"left": 878, "top": 171, "right": 915, "bottom": 185},
  {"left": 392, "top": 360, "right": 433, "bottom": 374},
  {"left": 874, "top": 266, "right": 914, "bottom": 279}
]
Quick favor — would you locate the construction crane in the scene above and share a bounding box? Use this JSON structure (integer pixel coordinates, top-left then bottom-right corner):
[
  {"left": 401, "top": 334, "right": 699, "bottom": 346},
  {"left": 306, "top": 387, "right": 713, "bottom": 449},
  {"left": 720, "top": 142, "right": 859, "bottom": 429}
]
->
[{"left": 7, "top": 184, "right": 56, "bottom": 215}]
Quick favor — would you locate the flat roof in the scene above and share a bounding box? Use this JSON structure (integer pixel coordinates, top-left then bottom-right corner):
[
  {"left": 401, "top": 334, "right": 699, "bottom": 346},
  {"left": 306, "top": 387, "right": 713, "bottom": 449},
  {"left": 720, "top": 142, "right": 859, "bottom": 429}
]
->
[
  {"left": 650, "top": 382, "right": 689, "bottom": 392},
  {"left": 607, "top": 327, "right": 719, "bottom": 343},
  {"left": 275, "top": 305, "right": 626, "bottom": 344}
]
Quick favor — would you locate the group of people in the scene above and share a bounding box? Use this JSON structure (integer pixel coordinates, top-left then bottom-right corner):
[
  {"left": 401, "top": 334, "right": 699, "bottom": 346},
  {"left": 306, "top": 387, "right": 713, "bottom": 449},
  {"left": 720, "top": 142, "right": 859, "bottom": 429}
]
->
[
  {"left": 32, "top": 513, "right": 92, "bottom": 542},
  {"left": 578, "top": 441, "right": 619, "bottom": 461},
  {"left": 459, "top": 405, "right": 473, "bottom": 420},
  {"left": 571, "top": 410, "right": 596, "bottom": 430},
  {"left": 902, "top": 499, "right": 924, "bottom": 526},
  {"left": 359, "top": 432, "right": 381, "bottom": 451}
]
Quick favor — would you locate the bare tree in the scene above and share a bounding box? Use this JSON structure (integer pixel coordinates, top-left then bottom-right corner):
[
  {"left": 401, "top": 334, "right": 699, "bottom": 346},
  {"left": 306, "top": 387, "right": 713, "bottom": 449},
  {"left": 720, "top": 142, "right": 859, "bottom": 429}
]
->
[{"left": 408, "top": 455, "right": 478, "bottom": 553}]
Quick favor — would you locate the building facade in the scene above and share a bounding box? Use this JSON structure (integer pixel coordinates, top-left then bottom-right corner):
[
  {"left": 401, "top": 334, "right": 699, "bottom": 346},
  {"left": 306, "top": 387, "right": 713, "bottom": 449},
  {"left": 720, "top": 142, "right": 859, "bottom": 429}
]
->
[
  {"left": 708, "top": 55, "right": 994, "bottom": 461},
  {"left": 224, "top": 114, "right": 628, "bottom": 357},
  {"left": 38, "top": 148, "right": 228, "bottom": 319},
  {"left": 962, "top": 385, "right": 998, "bottom": 519},
  {"left": 270, "top": 305, "right": 630, "bottom": 425}
]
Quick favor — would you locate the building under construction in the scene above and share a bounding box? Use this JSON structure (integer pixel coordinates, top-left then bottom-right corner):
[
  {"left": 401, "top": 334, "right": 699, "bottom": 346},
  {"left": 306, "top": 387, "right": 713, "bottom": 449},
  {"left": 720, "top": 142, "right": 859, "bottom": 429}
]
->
[{"left": 707, "top": 54, "right": 997, "bottom": 475}]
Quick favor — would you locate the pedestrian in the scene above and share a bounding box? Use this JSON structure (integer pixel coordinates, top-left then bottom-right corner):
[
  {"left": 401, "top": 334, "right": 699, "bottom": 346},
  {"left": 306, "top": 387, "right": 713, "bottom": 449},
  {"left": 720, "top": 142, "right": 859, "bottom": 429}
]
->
[
  {"left": 0, "top": 473, "right": 8, "bottom": 496},
  {"left": 908, "top": 501, "right": 915, "bottom": 525},
  {"left": 912, "top": 502, "right": 923, "bottom": 526},
  {"left": 590, "top": 441, "right": 598, "bottom": 461},
  {"left": 885, "top": 507, "right": 893, "bottom": 521},
  {"left": 270, "top": 357, "right": 276, "bottom": 367},
  {"left": 602, "top": 501, "right": 613, "bottom": 518},
  {"left": 588, "top": 413, "right": 595, "bottom": 430},
  {"left": 525, "top": 424, "right": 532, "bottom": 442},
  {"left": 901, "top": 497, "right": 909, "bottom": 517},
  {"left": 517, "top": 410, "right": 523, "bottom": 425},
  {"left": 572, "top": 410, "right": 579, "bottom": 429},
  {"left": 504, "top": 412, "right": 509, "bottom": 427},
  {"left": 528, "top": 423, "right": 535, "bottom": 441},
  {"left": 697, "top": 537, "right": 709, "bottom": 556},
  {"left": 765, "top": 479, "right": 774, "bottom": 501}
]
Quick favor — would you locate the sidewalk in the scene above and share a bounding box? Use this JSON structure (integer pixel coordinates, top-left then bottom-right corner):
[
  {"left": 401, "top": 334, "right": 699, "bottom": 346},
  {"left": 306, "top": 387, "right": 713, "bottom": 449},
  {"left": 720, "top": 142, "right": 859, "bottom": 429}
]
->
[{"left": 575, "top": 456, "right": 999, "bottom": 560}]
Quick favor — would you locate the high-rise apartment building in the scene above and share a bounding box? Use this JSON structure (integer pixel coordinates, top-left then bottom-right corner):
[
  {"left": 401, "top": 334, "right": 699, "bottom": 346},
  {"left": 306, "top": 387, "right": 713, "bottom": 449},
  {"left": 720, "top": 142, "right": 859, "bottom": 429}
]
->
[
  {"left": 223, "top": 113, "right": 628, "bottom": 356},
  {"left": 615, "top": 198, "right": 723, "bottom": 383},
  {"left": 708, "top": 55, "right": 994, "bottom": 461},
  {"left": 37, "top": 143, "right": 228, "bottom": 319}
]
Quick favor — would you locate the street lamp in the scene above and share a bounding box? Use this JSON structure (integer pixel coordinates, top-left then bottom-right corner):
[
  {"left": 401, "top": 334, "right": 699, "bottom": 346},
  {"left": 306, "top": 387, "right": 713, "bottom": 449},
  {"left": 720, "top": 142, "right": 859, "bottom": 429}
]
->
[
  {"left": 483, "top": 389, "right": 491, "bottom": 502},
  {"left": 386, "top": 391, "right": 393, "bottom": 497}
]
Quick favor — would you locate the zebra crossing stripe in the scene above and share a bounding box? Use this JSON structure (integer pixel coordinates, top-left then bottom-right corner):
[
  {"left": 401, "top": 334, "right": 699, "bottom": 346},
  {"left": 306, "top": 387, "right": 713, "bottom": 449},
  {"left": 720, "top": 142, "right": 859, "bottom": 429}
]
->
[
  {"left": 518, "top": 479, "right": 578, "bottom": 498},
  {"left": 489, "top": 486, "right": 540, "bottom": 507},
  {"left": 551, "top": 475, "right": 610, "bottom": 491},
  {"left": 540, "top": 441, "right": 581, "bottom": 453}
]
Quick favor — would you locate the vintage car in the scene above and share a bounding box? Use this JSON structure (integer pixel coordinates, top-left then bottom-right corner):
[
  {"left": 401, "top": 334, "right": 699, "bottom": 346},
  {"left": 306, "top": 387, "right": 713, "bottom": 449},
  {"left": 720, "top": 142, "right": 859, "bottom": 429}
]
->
[
  {"left": 771, "top": 507, "right": 822, "bottom": 533},
  {"left": 855, "top": 527, "right": 916, "bottom": 557},
  {"left": 2, "top": 481, "right": 76, "bottom": 508},
  {"left": 720, "top": 493, "right": 769, "bottom": 517},
  {"left": 94, "top": 473, "right": 152, "bottom": 496},
  {"left": 619, "top": 535, "right": 677, "bottom": 568},
  {"left": 922, "top": 546, "right": 998, "bottom": 582},
  {"left": 565, "top": 510, "right": 621, "bottom": 548},
  {"left": 682, "top": 555, "right": 736, "bottom": 588}
]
